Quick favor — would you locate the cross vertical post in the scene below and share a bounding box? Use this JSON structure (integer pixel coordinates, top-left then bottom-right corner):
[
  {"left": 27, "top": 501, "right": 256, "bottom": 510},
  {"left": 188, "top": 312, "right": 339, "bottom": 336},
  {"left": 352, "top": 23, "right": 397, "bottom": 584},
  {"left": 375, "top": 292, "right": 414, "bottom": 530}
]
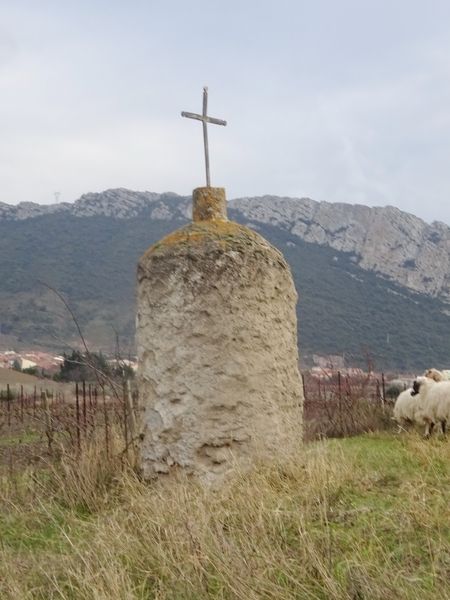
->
[
  {"left": 181, "top": 87, "right": 227, "bottom": 187},
  {"left": 202, "top": 88, "right": 210, "bottom": 187}
]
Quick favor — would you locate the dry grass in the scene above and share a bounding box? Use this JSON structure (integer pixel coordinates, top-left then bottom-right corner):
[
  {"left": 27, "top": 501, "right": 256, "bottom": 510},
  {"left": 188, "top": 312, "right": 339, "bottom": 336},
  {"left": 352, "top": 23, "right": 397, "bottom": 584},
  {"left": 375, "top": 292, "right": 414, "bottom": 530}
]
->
[
  {"left": 0, "top": 430, "right": 449, "bottom": 599},
  {"left": 0, "top": 367, "right": 43, "bottom": 385},
  {"left": 303, "top": 372, "right": 393, "bottom": 440}
]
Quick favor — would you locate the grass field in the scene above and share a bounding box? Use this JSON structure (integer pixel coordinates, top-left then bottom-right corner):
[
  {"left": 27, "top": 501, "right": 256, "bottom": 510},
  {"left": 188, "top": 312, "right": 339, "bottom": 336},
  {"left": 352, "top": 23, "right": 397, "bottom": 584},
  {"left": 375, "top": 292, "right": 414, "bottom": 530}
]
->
[
  {"left": 0, "top": 368, "right": 72, "bottom": 400},
  {"left": 0, "top": 366, "right": 44, "bottom": 385},
  {"left": 0, "top": 431, "right": 449, "bottom": 599}
]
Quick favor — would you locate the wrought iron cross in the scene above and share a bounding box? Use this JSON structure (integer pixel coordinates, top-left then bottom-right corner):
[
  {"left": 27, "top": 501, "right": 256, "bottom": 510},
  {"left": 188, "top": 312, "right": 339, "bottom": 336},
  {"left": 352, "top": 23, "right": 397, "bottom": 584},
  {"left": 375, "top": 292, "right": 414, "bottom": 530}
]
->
[{"left": 181, "top": 87, "right": 227, "bottom": 187}]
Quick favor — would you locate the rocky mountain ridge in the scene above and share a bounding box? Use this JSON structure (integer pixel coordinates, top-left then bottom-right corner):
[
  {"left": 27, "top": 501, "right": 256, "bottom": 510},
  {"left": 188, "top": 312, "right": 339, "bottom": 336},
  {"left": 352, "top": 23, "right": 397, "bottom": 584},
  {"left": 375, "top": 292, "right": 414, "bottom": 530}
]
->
[
  {"left": 233, "top": 196, "right": 450, "bottom": 301},
  {"left": 2, "top": 188, "right": 449, "bottom": 302},
  {"left": 0, "top": 189, "right": 188, "bottom": 221}
]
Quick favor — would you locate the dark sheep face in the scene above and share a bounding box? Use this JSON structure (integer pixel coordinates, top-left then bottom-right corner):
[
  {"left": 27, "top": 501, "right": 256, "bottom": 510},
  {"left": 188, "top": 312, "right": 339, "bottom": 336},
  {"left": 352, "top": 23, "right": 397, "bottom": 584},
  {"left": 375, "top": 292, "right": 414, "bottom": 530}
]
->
[{"left": 411, "top": 380, "right": 421, "bottom": 396}]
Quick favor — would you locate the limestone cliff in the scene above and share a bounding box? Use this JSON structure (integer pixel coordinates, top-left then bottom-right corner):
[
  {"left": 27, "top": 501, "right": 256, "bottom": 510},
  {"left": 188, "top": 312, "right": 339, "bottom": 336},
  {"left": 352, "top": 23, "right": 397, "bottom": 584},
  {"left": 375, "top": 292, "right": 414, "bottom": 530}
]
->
[{"left": 232, "top": 196, "right": 450, "bottom": 301}]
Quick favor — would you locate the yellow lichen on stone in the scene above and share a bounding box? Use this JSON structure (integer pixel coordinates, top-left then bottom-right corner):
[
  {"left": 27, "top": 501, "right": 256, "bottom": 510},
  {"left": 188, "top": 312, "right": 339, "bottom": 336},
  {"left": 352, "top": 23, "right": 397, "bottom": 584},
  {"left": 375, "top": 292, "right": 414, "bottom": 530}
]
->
[
  {"left": 139, "top": 186, "right": 284, "bottom": 262},
  {"left": 141, "top": 219, "right": 279, "bottom": 263},
  {"left": 193, "top": 187, "right": 227, "bottom": 222}
]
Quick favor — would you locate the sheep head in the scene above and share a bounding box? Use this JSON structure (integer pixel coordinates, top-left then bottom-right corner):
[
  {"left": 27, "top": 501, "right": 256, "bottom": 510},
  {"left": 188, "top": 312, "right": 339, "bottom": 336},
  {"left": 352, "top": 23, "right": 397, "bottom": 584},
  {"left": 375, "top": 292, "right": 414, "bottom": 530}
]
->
[
  {"left": 411, "top": 376, "right": 430, "bottom": 396},
  {"left": 424, "top": 368, "right": 444, "bottom": 382}
]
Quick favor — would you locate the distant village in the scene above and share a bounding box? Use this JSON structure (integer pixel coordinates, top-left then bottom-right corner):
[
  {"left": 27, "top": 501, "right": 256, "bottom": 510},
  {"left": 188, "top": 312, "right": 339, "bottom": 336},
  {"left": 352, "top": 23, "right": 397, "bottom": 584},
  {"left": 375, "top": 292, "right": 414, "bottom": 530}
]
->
[
  {"left": 0, "top": 348, "right": 371, "bottom": 381},
  {"left": 0, "top": 350, "right": 137, "bottom": 378}
]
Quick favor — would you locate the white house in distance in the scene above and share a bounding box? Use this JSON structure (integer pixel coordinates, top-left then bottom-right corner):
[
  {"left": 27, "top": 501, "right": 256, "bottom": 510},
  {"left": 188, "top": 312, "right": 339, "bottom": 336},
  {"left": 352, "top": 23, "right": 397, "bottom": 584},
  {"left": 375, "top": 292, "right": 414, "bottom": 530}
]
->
[{"left": 18, "top": 357, "right": 37, "bottom": 371}]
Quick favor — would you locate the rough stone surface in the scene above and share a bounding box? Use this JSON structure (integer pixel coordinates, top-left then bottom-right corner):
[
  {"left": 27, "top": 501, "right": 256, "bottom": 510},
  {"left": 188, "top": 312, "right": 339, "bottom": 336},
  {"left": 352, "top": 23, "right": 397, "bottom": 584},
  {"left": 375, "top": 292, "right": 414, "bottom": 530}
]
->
[
  {"left": 192, "top": 186, "right": 227, "bottom": 222},
  {"left": 136, "top": 217, "right": 303, "bottom": 485}
]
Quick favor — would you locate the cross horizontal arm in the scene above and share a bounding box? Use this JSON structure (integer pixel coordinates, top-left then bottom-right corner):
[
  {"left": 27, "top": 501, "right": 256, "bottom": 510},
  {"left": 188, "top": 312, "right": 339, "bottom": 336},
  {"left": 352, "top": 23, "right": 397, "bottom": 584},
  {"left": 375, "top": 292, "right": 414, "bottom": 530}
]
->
[
  {"left": 207, "top": 116, "right": 227, "bottom": 126},
  {"left": 181, "top": 111, "right": 227, "bottom": 126},
  {"left": 181, "top": 111, "right": 203, "bottom": 122}
]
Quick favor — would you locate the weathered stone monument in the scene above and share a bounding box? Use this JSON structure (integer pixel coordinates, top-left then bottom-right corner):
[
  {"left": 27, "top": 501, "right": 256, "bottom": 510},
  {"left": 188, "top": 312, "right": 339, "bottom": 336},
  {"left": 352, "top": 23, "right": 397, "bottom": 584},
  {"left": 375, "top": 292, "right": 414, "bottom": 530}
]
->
[{"left": 136, "top": 88, "right": 303, "bottom": 484}]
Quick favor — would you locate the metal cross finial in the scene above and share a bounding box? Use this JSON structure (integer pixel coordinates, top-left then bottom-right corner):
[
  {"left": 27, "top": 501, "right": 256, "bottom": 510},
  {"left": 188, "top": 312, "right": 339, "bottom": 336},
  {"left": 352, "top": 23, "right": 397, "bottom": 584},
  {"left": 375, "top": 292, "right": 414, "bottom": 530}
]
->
[{"left": 181, "top": 87, "right": 227, "bottom": 187}]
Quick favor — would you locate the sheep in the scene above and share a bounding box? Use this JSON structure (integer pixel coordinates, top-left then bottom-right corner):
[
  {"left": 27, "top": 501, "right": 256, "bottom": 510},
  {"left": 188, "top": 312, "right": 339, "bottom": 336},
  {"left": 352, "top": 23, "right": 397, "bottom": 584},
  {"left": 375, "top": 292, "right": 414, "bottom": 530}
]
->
[
  {"left": 411, "top": 376, "right": 450, "bottom": 437},
  {"left": 435, "top": 392, "right": 450, "bottom": 433},
  {"left": 392, "top": 387, "right": 423, "bottom": 432},
  {"left": 424, "top": 368, "right": 450, "bottom": 382},
  {"left": 385, "top": 378, "right": 412, "bottom": 402}
]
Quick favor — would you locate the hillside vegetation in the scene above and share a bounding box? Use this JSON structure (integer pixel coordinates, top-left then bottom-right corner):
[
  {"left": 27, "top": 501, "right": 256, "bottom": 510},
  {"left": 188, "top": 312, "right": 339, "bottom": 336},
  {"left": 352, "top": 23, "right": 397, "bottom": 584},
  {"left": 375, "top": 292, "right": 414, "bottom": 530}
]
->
[
  {"left": 250, "top": 220, "right": 450, "bottom": 371},
  {"left": 2, "top": 210, "right": 450, "bottom": 369},
  {"left": 0, "top": 432, "right": 449, "bottom": 599}
]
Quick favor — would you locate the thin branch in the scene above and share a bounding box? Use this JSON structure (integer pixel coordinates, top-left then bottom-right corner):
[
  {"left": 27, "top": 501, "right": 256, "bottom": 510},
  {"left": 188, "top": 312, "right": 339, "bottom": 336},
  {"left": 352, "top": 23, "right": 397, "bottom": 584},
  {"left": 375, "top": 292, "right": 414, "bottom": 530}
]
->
[{"left": 37, "top": 281, "right": 122, "bottom": 400}]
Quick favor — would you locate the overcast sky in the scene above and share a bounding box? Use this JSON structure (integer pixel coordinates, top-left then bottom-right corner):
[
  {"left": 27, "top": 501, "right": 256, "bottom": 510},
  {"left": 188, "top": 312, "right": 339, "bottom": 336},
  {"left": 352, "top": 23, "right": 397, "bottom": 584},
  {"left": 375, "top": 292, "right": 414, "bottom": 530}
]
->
[{"left": 1, "top": 1, "right": 450, "bottom": 223}]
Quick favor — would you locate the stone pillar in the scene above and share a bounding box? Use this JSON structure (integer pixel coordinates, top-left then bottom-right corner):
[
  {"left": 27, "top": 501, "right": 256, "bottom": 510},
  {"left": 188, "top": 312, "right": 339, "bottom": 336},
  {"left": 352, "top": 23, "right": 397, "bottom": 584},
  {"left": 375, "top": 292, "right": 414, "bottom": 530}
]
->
[
  {"left": 192, "top": 186, "right": 227, "bottom": 222},
  {"left": 136, "top": 187, "right": 303, "bottom": 485}
]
